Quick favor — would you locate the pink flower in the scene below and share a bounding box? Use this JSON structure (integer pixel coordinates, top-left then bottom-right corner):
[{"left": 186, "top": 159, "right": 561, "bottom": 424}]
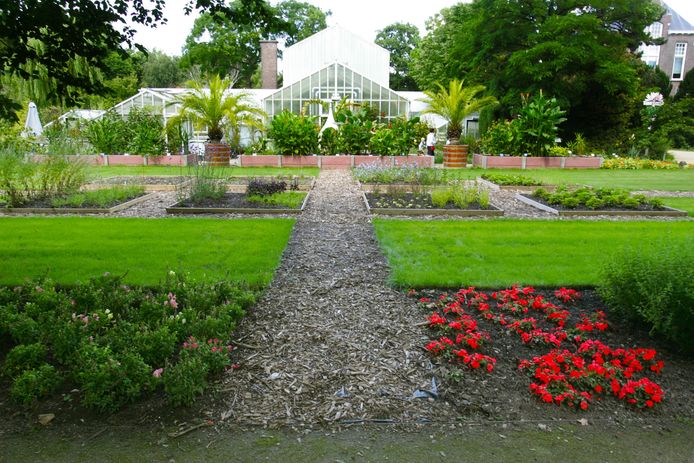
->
[{"left": 152, "top": 368, "right": 164, "bottom": 378}]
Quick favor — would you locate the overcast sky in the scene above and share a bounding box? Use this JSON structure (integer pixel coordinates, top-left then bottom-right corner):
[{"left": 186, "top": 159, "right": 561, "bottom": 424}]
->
[{"left": 131, "top": 0, "right": 694, "bottom": 57}]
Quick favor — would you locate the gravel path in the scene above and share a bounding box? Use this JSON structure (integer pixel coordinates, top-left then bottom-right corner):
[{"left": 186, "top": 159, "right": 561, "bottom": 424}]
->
[{"left": 217, "top": 170, "right": 451, "bottom": 428}]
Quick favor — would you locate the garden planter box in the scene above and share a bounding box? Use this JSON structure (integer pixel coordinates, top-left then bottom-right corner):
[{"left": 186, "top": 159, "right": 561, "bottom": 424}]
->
[
  {"left": 223, "top": 178, "right": 315, "bottom": 193},
  {"left": 166, "top": 191, "right": 311, "bottom": 215},
  {"left": 516, "top": 194, "right": 687, "bottom": 217},
  {"left": 239, "top": 155, "right": 433, "bottom": 169},
  {"left": 0, "top": 192, "right": 157, "bottom": 215},
  {"left": 473, "top": 154, "right": 602, "bottom": 169},
  {"left": 477, "top": 177, "right": 556, "bottom": 193},
  {"left": 362, "top": 191, "right": 503, "bottom": 217},
  {"left": 358, "top": 182, "right": 453, "bottom": 193}
]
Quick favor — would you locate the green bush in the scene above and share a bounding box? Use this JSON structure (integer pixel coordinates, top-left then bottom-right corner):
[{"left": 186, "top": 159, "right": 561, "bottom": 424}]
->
[
  {"left": 598, "top": 241, "right": 694, "bottom": 353},
  {"left": 269, "top": 111, "right": 319, "bottom": 156},
  {"left": 369, "top": 126, "right": 397, "bottom": 155},
  {"left": 51, "top": 186, "right": 144, "bottom": 208},
  {"left": 3, "top": 343, "right": 47, "bottom": 378},
  {"left": 0, "top": 273, "right": 254, "bottom": 410},
  {"left": 10, "top": 364, "right": 62, "bottom": 406},
  {"left": 533, "top": 186, "right": 663, "bottom": 210},
  {"left": 319, "top": 128, "right": 340, "bottom": 155},
  {"left": 163, "top": 355, "right": 208, "bottom": 406},
  {"left": 85, "top": 109, "right": 166, "bottom": 155}
]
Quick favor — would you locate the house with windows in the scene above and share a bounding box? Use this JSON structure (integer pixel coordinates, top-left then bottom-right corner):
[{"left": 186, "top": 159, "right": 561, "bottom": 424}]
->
[
  {"left": 93, "top": 25, "right": 468, "bottom": 148},
  {"left": 640, "top": 2, "right": 694, "bottom": 94}
]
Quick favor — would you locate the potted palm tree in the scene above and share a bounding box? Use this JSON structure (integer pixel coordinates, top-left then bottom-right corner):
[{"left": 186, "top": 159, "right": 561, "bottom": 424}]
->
[
  {"left": 168, "top": 74, "right": 266, "bottom": 166},
  {"left": 420, "top": 79, "right": 497, "bottom": 168}
]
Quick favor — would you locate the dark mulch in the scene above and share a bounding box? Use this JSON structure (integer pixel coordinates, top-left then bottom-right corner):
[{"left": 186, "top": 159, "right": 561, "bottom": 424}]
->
[
  {"left": 176, "top": 193, "right": 302, "bottom": 209},
  {"left": 366, "top": 192, "right": 489, "bottom": 210},
  {"left": 412, "top": 288, "right": 694, "bottom": 424},
  {"left": 523, "top": 194, "right": 668, "bottom": 212}
]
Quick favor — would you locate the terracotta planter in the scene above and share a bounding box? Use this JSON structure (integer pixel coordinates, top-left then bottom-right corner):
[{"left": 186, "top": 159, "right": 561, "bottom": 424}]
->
[
  {"left": 205, "top": 143, "right": 231, "bottom": 166},
  {"left": 443, "top": 144, "right": 469, "bottom": 168}
]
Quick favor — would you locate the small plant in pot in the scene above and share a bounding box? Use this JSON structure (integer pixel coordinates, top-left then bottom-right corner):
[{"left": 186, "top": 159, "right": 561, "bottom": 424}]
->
[
  {"left": 419, "top": 79, "right": 497, "bottom": 167},
  {"left": 167, "top": 74, "right": 266, "bottom": 166}
]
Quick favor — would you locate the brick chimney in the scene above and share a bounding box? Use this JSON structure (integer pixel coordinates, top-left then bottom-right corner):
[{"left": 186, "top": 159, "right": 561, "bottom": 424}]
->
[{"left": 260, "top": 40, "right": 278, "bottom": 89}]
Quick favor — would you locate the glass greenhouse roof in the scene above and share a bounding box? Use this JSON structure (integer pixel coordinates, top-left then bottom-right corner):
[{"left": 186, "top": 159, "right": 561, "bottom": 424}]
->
[{"left": 264, "top": 63, "right": 410, "bottom": 120}]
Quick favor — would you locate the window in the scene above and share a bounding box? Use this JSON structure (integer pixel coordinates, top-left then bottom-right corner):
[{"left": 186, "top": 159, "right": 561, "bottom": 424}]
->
[
  {"left": 647, "top": 22, "right": 663, "bottom": 39},
  {"left": 672, "top": 42, "right": 687, "bottom": 80}
]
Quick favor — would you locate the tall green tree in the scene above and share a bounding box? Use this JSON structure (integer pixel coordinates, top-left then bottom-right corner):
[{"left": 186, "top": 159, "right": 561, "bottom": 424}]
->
[
  {"left": 141, "top": 51, "right": 184, "bottom": 88},
  {"left": 275, "top": 0, "right": 331, "bottom": 46},
  {"left": 375, "top": 23, "right": 420, "bottom": 91},
  {"left": 413, "top": 0, "right": 665, "bottom": 147}
]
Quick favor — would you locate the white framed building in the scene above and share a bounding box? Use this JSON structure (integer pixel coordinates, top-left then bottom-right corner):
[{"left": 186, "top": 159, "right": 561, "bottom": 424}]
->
[{"left": 75, "top": 26, "right": 475, "bottom": 146}]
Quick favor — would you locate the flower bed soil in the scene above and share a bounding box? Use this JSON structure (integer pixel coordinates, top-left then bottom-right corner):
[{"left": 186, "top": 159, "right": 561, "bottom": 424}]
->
[
  {"left": 517, "top": 194, "right": 687, "bottom": 217},
  {"left": 412, "top": 287, "right": 694, "bottom": 423},
  {"left": 364, "top": 192, "right": 503, "bottom": 217},
  {"left": 0, "top": 192, "right": 156, "bottom": 214},
  {"left": 166, "top": 192, "right": 309, "bottom": 215}
]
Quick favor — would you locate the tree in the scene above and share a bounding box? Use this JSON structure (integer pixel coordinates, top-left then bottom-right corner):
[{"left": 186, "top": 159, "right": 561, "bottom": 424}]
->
[
  {"left": 375, "top": 23, "right": 420, "bottom": 91},
  {"left": 414, "top": 0, "right": 665, "bottom": 147},
  {"left": 275, "top": 0, "right": 331, "bottom": 46},
  {"left": 419, "top": 79, "right": 498, "bottom": 142},
  {"left": 675, "top": 69, "right": 694, "bottom": 101},
  {"left": 167, "top": 74, "right": 266, "bottom": 145},
  {"left": 140, "top": 51, "right": 184, "bottom": 88},
  {"left": 638, "top": 63, "right": 672, "bottom": 98},
  {"left": 0, "top": 0, "right": 289, "bottom": 121}
]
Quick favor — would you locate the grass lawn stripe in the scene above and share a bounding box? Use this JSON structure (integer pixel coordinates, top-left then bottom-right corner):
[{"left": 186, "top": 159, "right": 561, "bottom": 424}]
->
[
  {"left": 0, "top": 217, "right": 295, "bottom": 286},
  {"left": 373, "top": 219, "right": 694, "bottom": 288},
  {"left": 657, "top": 197, "right": 694, "bottom": 216},
  {"left": 436, "top": 168, "right": 694, "bottom": 192}
]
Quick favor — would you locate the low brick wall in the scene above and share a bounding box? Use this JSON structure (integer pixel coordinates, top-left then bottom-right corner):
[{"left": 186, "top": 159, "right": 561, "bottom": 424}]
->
[
  {"left": 473, "top": 154, "right": 602, "bottom": 169},
  {"left": 32, "top": 154, "right": 193, "bottom": 166},
  {"left": 239, "top": 155, "right": 434, "bottom": 169}
]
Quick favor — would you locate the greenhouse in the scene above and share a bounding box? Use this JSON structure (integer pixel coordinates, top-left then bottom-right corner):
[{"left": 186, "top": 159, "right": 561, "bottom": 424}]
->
[{"left": 64, "top": 26, "right": 476, "bottom": 145}]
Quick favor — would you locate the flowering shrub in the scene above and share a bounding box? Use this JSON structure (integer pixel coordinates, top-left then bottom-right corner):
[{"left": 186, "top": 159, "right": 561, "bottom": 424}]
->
[
  {"left": 414, "top": 285, "right": 666, "bottom": 411},
  {"left": 601, "top": 158, "right": 682, "bottom": 170},
  {"left": 0, "top": 272, "right": 255, "bottom": 410}
]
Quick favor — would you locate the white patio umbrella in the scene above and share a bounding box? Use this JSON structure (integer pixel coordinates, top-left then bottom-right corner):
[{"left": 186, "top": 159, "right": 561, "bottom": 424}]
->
[{"left": 23, "top": 102, "right": 43, "bottom": 137}]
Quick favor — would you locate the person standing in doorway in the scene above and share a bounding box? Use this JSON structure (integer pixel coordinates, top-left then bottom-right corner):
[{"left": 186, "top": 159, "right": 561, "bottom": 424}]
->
[{"left": 426, "top": 128, "right": 436, "bottom": 156}]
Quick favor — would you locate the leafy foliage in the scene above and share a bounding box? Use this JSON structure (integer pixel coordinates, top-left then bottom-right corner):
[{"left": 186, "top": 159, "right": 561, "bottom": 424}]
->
[
  {"left": 168, "top": 75, "right": 266, "bottom": 143},
  {"left": 599, "top": 241, "right": 694, "bottom": 353},
  {"left": 375, "top": 23, "right": 421, "bottom": 91},
  {"left": 0, "top": 273, "right": 255, "bottom": 409},
  {"left": 246, "top": 178, "right": 287, "bottom": 196},
  {"left": 419, "top": 79, "right": 497, "bottom": 141},
  {"left": 268, "top": 111, "right": 319, "bottom": 155},
  {"left": 515, "top": 92, "right": 566, "bottom": 156},
  {"left": 533, "top": 186, "right": 664, "bottom": 210}
]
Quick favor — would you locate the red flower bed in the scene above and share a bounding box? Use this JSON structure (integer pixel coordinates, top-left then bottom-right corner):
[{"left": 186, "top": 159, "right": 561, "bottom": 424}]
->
[{"left": 414, "top": 286, "right": 665, "bottom": 411}]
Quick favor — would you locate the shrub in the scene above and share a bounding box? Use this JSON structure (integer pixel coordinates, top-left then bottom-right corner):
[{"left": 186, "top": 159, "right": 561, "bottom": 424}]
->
[
  {"left": 533, "top": 186, "right": 663, "bottom": 210},
  {"left": 10, "top": 364, "right": 62, "bottom": 406},
  {"left": 269, "top": 111, "right": 319, "bottom": 156},
  {"left": 515, "top": 92, "right": 566, "bottom": 156},
  {"left": 319, "top": 128, "right": 340, "bottom": 155},
  {"left": 598, "top": 241, "right": 694, "bottom": 353},
  {"left": 163, "top": 355, "right": 208, "bottom": 406},
  {"left": 84, "top": 111, "right": 129, "bottom": 154},
  {"left": 3, "top": 343, "right": 47, "bottom": 378},
  {"left": 369, "top": 126, "right": 397, "bottom": 155},
  {"left": 246, "top": 178, "right": 286, "bottom": 196},
  {"left": 481, "top": 173, "right": 542, "bottom": 186},
  {"left": 601, "top": 158, "right": 681, "bottom": 170}
]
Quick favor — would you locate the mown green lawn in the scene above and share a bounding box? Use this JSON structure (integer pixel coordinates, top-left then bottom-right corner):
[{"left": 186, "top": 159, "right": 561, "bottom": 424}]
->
[
  {"left": 0, "top": 217, "right": 295, "bottom": 286},
  {"left": 658, "top": 197, "right": 694, "bottom": 216},
  {"left": 87, "top": 165, "right": 319, "bottom": 178},
  {"left": 373, "top": 219, "right": 694, "bottom": 288},
  {"left": 446, "top": 168, "right": 694, "bottom": 191}
]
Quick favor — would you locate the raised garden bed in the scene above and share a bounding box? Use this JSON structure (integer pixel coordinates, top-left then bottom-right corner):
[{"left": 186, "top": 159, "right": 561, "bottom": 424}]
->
[
  {"left": 517, "top": 188, "right": 687, "bottom": 217},
  {"left": 166, "top": 191, "right": 310, "bottom": 215},
  {"left": 240, "top": 155, "right": 433, "bottom": 169},
  {"left": 363, "top": 191, "right": 503, "bottom": 217},
  {"left": 473, "top": 154, "right": 602, "bottom": 169},
  {"left": 223, "top": 177, "right": 315, "bottom": 193},
  {"left": 0, "top": 190, "right": 156, "bottom": 214}
]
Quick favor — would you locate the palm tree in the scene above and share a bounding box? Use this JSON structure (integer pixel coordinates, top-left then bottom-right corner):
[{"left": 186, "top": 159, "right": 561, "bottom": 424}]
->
[
  {"left": 419, "top": 79, "right": 498, "bottom": 143},
  {"left": 168, "top": 74, "right": 266, "bottom": 145}
]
